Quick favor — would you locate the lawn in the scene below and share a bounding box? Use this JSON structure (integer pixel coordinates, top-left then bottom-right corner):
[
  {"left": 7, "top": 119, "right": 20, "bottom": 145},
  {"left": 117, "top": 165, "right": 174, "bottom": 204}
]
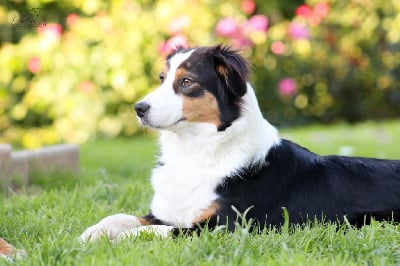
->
[{"left": 1, "top": 120, "right": 400, "bottom": 265}]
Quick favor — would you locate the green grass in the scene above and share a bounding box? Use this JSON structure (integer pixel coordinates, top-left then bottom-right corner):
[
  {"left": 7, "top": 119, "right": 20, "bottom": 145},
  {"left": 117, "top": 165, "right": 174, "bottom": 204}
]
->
[{"left": 1, "top": 121, "right": 400, "bottom": 265}]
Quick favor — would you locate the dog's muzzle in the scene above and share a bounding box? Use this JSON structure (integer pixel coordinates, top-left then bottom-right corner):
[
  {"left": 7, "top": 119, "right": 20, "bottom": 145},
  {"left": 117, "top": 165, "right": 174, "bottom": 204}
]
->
[{"left": 134, "top": 101, "right": 150, "bottom": 118}]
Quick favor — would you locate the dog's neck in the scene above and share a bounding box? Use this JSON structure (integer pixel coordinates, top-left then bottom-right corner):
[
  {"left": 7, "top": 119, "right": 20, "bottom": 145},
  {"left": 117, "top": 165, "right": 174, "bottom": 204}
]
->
[{"left": 158, "top": 84, "right": 281, "bottom": 172}]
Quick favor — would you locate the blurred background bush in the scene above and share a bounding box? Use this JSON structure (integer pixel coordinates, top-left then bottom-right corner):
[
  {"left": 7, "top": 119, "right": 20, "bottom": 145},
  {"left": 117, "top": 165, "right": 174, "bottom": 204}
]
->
[{"left": 0, "top": 0, "right": 399, "bottom": 148}]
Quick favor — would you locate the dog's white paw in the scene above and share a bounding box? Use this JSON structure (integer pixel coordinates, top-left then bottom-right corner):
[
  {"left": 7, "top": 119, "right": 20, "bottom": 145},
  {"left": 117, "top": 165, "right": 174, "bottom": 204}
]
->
[
  {"left": 80, "top": 213, "right": 142, "bottom": 242},
  {"left": 116, "top": 225, "right": 174, "bottom": 241},
  {"left": 79, "top": 223, "right": 107, "bottom": 242}
]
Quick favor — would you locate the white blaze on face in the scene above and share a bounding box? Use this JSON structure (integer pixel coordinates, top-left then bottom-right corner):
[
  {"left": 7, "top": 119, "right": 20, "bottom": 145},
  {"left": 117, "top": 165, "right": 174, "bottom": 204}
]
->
[{"left": 140, "top": 49, "right": 195, "bottom": 129}]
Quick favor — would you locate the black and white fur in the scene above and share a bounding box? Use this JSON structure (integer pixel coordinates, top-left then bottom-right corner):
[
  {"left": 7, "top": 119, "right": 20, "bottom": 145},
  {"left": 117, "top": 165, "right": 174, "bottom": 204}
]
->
[{"left": 80, "top": 45, "right": 400, "bottom": 241}]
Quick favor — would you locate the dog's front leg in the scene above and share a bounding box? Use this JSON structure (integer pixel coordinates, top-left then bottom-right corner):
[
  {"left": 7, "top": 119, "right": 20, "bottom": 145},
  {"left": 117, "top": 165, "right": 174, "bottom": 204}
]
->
[
  {"left": 116, "top": 225, "right": 174, "bottom": 240},
  {"left": 116, "top": 226, "right": 200, "bottom": 241},
  {"left": 80, "top": 213, "right": 145, "bottom": 242}
]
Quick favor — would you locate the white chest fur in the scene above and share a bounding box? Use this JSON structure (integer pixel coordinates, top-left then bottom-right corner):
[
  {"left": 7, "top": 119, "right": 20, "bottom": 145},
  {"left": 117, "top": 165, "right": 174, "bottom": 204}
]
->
[
  {"left": 151, "top": 129, "right": 236, "bottom": 227},
  {"left": 150, "top": 153, "right": 222, "bottom": 227},
  {"left": 150, "top": 86, "right": 281, "bottom": 227}
]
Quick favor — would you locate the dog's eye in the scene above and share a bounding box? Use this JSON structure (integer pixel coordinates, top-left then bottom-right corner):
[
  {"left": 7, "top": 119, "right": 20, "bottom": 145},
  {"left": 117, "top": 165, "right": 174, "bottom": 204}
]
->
[
  {"left": 159, "top": 72, "right": 165, "bottom": 83},
  {"left": 181, "top": 78, "right": 192, "bottom": 87}
]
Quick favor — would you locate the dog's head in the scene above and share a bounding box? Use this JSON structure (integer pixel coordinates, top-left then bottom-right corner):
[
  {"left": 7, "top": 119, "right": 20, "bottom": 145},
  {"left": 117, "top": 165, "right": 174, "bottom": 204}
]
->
[{"left": 135, "top": 45, "right": 249, "bottom": 132}]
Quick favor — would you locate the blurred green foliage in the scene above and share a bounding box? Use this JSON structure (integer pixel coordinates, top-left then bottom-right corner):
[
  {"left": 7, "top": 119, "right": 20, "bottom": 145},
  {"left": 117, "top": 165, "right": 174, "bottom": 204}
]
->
[
  {"left": 0, "top": 0, "right": 399, "bottom": 148},
  {"left": 254, "top": 0, "right": 400, "bottom": 127}
]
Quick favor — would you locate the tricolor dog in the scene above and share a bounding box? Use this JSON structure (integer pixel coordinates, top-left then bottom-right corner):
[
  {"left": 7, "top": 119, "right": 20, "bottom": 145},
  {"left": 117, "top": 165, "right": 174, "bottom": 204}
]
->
[{"left": 80, "top": 45, "right": 400, "bottom": 241}]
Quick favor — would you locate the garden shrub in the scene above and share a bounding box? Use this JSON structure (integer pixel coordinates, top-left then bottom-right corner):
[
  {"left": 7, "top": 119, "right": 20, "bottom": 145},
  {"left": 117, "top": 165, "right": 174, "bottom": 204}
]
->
[{"left": 0, "top": 0, "right": 399, "bottom": 148}]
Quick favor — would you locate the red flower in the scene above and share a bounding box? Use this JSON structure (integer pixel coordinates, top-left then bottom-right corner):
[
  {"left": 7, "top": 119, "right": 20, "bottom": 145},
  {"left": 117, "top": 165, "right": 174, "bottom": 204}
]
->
[
  {"left": 66, "top": 13, "right": 79, "bottom": 27},
  {"left": 271, "top": 41, "right": 285, "bottom": 55},
  {"left": 241, "top": 0, "right": 256, "bottom": 15},
  {"left": 27, "top": 57, "right": 41, "bottom": 74},
  {"left": 295, "top": 2, "right": 330, "bottom": 26},
  {"left": 296, "top": 4, "right": 312, "bottom": 17}
]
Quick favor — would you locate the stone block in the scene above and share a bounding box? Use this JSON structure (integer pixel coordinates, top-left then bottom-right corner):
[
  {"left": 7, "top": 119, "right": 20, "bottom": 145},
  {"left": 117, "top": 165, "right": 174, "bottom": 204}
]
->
[
  {"left": 28, "top": 144, "right": 80, "bottom": 176},
  {"left": 0, "top": 144, "right": 11, "bottom": 176},
  {"left": 1, "top": 144, "right": 80, "bottom": 189},
  {"left": 9, "top": 151, "right": 31, "bottom": 185},
  {"left": 0, "top": 144, "right": 12, "bottom": 191}
]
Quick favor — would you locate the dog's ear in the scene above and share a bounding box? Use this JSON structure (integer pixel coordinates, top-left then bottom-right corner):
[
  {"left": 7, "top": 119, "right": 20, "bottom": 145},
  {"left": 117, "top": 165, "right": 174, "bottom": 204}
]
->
[{"left": 213, "top": 45, "right": 249, "bottom": 98}]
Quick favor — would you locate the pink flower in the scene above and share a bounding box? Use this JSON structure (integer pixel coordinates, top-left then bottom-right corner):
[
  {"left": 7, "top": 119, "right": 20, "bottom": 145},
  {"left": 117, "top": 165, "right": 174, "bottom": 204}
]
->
[
  {"left": 169, "top": 15, "right": 190, "bottom": 35},
  {"left": 78, "top": 80, "right": 95, "bottom": 94},
  {"left": 66, "top": 13, "right": 79, "bottom": 27},
  {"left": 314, "top": 2, "right": 330, "bottom": 19},
  {"left": 278, "top": 78, "right": 297, "bottom": 97},
  {"left": 288, "top": 22, "right": 310, "bottom": 39},
  {"left": 271, "top": 41, "right": 285, "bottom": 55},
  {"left": 216, "top": 15, "right": 268, "bottom": 48},
  {"left": 230, "top": 36, "right": 253, "bottom": 48},
  {"left": 37, "top": 23, "right": 62, "bottom": 39},
  {"left": 215, "top": 17, "right": 252, "bottom": 48},
  {"left": 215, "top": 17, "right": 240, "bottom": 38},
  {"left": 27, "top": 57, "right": 41, "bottom": 74},
  {"left": 243, "top": 15, "right": 268, "bottom": 33},
  {"left": 241, "top": 0, "right": 256, "bottom": 15},
  {"left": 158, "top": 34, "right": 189, "bottom": 55}
]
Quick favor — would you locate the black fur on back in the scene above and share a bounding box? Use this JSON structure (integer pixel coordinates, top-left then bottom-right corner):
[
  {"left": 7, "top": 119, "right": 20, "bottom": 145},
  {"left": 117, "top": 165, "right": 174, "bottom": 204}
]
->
[{"left": 210, "top": 139, "right": 400, "bottom": 230}]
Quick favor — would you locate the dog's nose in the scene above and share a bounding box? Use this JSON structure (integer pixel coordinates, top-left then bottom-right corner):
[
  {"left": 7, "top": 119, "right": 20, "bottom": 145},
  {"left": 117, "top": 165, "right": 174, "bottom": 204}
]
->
[{"left": 135, "top": 101, "right": 151, "bottom": 118}]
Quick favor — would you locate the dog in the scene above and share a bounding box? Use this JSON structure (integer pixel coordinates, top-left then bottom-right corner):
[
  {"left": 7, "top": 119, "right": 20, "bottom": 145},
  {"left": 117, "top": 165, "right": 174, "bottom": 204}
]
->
[{"left": 80, "top": 45, "right": 400, "bottom": 241}]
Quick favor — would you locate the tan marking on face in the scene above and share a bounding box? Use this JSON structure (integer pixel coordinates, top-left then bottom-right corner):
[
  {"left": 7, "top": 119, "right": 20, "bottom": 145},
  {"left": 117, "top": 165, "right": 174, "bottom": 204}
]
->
[
  {"left": 0, "top": 238, "right": 14, "bottom": 256},
  {"left": 175, "top": 67, "right": 187, "bottom": 82},
  {"left": 192, "top": 201, "right": 219, "bottom": 224},
  {"left": 182, "top": 91, "right": 221, "bottom": 127}
]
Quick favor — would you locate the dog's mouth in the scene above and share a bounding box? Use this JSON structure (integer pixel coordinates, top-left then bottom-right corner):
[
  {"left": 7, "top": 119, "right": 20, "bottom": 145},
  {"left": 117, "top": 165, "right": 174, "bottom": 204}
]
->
[{"left": 139, "top": 117, "right": 187, "bottom": 129}]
